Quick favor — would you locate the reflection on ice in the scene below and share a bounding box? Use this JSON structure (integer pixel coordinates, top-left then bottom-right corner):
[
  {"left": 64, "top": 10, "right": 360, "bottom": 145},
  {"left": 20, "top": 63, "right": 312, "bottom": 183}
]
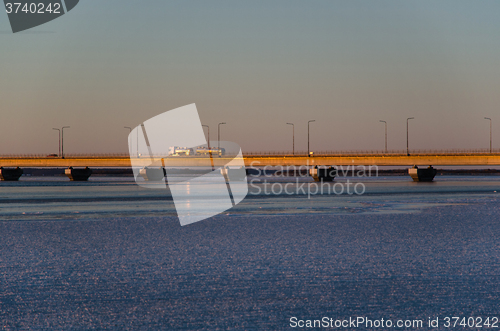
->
[{"left": 0, "top": 176, "right": 499, "bottom": 222}]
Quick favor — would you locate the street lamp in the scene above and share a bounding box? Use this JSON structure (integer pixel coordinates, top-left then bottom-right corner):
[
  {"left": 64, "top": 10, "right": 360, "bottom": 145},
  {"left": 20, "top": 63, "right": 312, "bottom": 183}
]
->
[
  {"left": 124, "top": 126, "right": 139, "bottom": 157},
  {"left": 286, "top": 123, "right": 294, "bottom": 155},
  {"left": 308, "top": 120, "right": 315, "bottom": 157},
  {"left": 485, "top": 117, "right": 492, "bottom": 153},
  {"left": 218, "top": 122, "right": 226, "bottom": 150},
  {"left": 379, "top": 120, "right": 387, "bottom": 153},
  {"left": 52, "top": 128, "right": 61, "bottom": 157},
  {"left": 124, "top": 126, "right": 132, "bottom": 156},
  {"left": 62, "top": 126, "right": 70, "bottom": 158},
  {"left": 202, "top": 125, "right": 210, "bottom": 149},
  {"left": 407, "top": 117, "right": 414, "bottom": 156}
]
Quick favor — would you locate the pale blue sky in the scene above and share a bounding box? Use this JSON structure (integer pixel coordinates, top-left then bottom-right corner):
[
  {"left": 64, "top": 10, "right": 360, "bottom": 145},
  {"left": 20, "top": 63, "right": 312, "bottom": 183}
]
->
[{"left": 1, "top": 0, "right": 499, "bottom": 154}]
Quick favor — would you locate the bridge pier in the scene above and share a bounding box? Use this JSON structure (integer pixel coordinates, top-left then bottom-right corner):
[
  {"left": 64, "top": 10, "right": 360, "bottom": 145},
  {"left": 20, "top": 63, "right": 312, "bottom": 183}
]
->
[
  {"left": 139, "top": 167, "right": 165, "bottom": 181},
  {"left": 65, "top": 167, "right": 92, "bottom": 181},
  {"left": 310, "top": 166, "right": 336, "bottom": 182},
  {"left": 0, "top": 167, "right": 23, "bottom": 181},
  {"left": 408, "top": 165, "right": 437, "bottom": 182},
  {"left": 221, "top": 167, "right": 247, "bottom": 181}
]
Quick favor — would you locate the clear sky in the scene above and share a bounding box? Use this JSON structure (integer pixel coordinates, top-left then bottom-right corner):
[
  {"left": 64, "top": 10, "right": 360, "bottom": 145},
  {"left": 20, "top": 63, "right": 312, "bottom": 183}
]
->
[{"left": 1, "top": 0, "right": 499, "bottom": 154}]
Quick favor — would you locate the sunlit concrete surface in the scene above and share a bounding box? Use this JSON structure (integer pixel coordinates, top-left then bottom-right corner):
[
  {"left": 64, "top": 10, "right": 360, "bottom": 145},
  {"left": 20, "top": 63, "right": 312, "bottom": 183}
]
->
[{"left": 1, "top": 153, "right": 500, "bottom": 168}]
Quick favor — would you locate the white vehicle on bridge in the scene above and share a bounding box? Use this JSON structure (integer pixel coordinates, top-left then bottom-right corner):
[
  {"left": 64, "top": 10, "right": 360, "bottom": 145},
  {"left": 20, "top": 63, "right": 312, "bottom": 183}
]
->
[
  {"left": 195, "top": 147, "right": 226, "bottom": 156},
  {"left": 169, "top": 147, "right": 194, "bottom": 156}
]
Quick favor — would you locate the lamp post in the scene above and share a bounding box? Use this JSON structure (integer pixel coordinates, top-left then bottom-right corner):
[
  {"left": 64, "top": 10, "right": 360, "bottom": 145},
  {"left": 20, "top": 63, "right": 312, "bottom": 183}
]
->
[
  {"left": 202, "top": 125, "right": 210, "bottom": 149},
  {"left": 218, "top": 122, "right": 226, "bottom": 150},
  {"left": 286, "top": 123, "right": 294, "bottom": 155},
  {"left": 61, "top": 126, "right": 70, "bottom": 158},
  {"left": 406, "top": 117, "right": 414, "bottom": 156},
  {"left": 124, "top": 126, "right": 132, "bottom": 156},
  {"left": 485, "top": 117, "right": 492, "bottom": 153},
  {"left": 308, "top": 120, "right": 315, "bottom": 157},
  {"left": 52, "top": 128, "right": 61, "bottom": 157},
  {"left": 379, "top": 120, "right": 387, "bottom": 153}
]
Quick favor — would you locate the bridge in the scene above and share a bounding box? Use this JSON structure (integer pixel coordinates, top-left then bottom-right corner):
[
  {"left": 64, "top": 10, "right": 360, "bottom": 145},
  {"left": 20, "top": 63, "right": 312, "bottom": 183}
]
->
[
  {"left": 1, "top": 153, "right": 500, "bottom": 182},
  {"left": 1, "top": 153, "right": 500, "bottom": 167}
]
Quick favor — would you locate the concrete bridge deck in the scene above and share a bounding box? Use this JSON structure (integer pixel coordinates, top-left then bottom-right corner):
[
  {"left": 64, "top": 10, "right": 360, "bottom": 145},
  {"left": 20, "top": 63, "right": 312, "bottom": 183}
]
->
[{"left": 1, "top": 153, "right": 500, "bottom": 168}]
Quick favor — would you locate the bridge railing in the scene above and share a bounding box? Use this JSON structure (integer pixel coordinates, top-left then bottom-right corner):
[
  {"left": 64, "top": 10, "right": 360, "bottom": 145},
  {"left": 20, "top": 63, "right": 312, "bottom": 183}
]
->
[
  {"left": 0, "top": 153, "right": 131, "bottom": 158},
  {"left": 243, "top": 148, "right": 500, "bottom": 156}
]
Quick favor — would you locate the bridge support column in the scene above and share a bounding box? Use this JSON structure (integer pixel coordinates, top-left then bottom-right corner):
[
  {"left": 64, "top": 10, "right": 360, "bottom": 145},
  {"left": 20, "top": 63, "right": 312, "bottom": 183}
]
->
[
  {"left": 221, "top": 167, "right": 246, "bottom": 181},
  {"left": 408, "top": 165, "right": 437, "bottom": 182},
  {"left": 309, "top": 166, "right": 336, "bottom": 182},
  {"left": 139, "top": 167, "right": 165, "bottom": 181},
  {"left": 65, "top": 167, "right": 92, "bottom": 181},
  {"left": 0, "top": 167, "right": 23, "bottom": 181}
]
